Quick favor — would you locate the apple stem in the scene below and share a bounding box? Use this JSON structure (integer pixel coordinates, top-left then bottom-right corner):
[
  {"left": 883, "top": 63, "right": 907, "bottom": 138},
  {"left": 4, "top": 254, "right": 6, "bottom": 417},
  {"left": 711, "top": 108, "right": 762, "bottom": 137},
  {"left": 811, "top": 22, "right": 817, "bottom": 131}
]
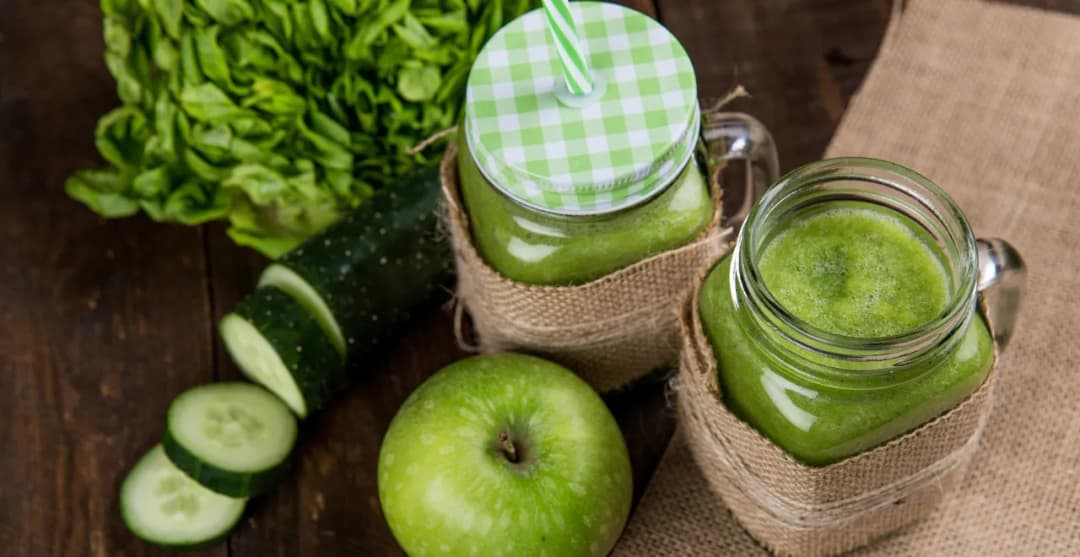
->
[{"left": 498, "top": 430, "right": 519, "bottom": 463}]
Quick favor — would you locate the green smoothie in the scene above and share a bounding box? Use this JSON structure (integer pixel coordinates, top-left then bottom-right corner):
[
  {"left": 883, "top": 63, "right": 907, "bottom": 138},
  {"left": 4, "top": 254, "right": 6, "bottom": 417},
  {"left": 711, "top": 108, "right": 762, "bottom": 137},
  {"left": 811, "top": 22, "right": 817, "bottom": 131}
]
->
[
  {"left": 758, "top": 203, "right": 951, "bottom": 337},
  {"left": 458, "top": 144, "right": 714, "bottom": 285},
  {"left": 700, "top": 202, "right": 995, "bottom": 465}
]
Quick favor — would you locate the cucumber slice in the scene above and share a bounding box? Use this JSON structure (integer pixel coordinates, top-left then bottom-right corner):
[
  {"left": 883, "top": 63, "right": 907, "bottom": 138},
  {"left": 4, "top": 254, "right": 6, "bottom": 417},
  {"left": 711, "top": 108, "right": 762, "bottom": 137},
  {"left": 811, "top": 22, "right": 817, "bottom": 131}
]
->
[
  {"left": 260, "top": 263, "right": 345, "bottom": 358},
  {"left": 221, "top": 287, "right": 345, "bottom": 418},
  {"left": 120, "top": 445, "right": 246, "bottom": 548},
  {"left": 258, "top": 166, "right": 452, "bottom": 362},
  {"left": 163, "top": 382, "right": 297, "bottom": 497}
]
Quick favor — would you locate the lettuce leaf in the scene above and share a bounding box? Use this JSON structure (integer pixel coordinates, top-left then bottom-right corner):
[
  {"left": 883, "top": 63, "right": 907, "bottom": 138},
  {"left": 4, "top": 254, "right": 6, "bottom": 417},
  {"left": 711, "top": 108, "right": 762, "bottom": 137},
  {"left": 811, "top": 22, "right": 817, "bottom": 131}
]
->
[{"left": 72, "top": 0, "right": 538, "bottom": 257}]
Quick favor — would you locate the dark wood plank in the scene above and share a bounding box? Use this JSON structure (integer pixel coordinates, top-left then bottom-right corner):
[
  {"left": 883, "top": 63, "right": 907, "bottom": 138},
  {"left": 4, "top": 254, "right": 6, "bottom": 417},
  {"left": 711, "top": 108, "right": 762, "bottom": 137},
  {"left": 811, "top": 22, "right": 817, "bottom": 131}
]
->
[
  {"left": 0, "top": 0, "right": 892, "bottom": 554},
  {"left": 0, "top": 3, "right": 222, "bottom": 557},
  {"left": 618, "top": 0, "right": 658, "bottom": 17},
  {"left": 659, "top": 0, "right": 892, "bottom": 170},
  {"left": 41, "top": 0, "right": 1080, "bottom": 555}
]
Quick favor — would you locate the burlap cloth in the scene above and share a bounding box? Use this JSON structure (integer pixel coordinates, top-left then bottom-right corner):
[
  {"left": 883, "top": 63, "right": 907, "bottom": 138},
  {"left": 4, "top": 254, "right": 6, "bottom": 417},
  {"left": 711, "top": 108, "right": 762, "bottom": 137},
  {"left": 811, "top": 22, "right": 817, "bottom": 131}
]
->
[
  {"left": 614, "top": 0, "right": 1080, "bottom": 554},
  {"left": 442, "top": 145, "right": 731, "bottom": 393}
]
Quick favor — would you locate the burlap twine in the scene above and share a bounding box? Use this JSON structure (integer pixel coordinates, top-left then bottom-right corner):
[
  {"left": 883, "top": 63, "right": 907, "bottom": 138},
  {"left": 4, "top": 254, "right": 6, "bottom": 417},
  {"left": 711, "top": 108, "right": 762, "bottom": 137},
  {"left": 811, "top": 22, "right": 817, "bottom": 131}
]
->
[
  {"left": 441, "top": 144, "right": 731, "bottom": 393},
  {"left": 615, "top": 0, "right": 1080, "bottom": 555}
]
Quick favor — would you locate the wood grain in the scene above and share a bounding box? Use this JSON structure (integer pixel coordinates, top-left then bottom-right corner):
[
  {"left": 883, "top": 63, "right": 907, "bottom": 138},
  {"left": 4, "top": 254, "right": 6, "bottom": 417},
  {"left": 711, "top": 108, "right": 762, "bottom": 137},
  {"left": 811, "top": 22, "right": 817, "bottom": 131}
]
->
[
  {"left": 0, "top": 3, "right": 221, "bottom": 556},
  {"left": 22, "top": 0, "right": 1080, "bottom": 555},
  {"left": 0, "top": 0, "right": 874, "bottom": 554},
  {"left": 659, "top": 0, "right": 891, "bottom": 170},
  {"left": 0, "top": 0, "right": 881, "bottom": 553}
]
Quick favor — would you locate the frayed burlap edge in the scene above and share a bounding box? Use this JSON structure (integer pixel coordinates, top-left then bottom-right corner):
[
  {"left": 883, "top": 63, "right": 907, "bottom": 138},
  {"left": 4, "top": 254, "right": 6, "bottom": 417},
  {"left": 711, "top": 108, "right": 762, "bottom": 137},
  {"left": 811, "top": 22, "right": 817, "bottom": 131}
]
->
[
  {"left": 675, "top": 265, "right": 1000, "bottom": 557},
  {"left": 440, "top": 145, "right": 731, "bottom": 393}
]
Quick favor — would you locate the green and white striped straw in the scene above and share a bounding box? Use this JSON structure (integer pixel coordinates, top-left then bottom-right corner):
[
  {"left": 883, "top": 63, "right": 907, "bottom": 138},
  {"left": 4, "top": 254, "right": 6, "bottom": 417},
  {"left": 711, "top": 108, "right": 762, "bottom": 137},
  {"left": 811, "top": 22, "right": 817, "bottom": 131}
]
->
[{"left": 542, "top": 0, "right": 594, "bottom": 96}]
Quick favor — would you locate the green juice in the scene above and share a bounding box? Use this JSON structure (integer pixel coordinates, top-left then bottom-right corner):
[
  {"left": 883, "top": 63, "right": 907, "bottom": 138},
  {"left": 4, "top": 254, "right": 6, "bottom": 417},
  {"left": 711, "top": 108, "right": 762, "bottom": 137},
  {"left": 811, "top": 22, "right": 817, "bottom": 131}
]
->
[
  {"left": 700, "top": 202, "right": 995, "bottom": 465},
  {"left": 758, "top": 204, "right": 950, "bottom": 337},
  {"left": 457, "top": 145, "right": 714, "bottom": 285}
]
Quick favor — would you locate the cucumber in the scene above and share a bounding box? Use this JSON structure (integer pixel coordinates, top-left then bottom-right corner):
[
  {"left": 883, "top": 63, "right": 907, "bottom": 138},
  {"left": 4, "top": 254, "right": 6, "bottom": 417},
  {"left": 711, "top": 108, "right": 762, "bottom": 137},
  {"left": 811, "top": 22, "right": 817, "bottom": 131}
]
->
[
  {"left": 258, "top": 165, "right": 452, "bottom": 361},
  {"left": 162, "top": 382, "right": 297, "bottom": 497},
  {"left": 120, "top": 445, "right": 246, "bottom": 548},
  {"left": 220, "top": 287, "right": 345, "bottom": 417}
]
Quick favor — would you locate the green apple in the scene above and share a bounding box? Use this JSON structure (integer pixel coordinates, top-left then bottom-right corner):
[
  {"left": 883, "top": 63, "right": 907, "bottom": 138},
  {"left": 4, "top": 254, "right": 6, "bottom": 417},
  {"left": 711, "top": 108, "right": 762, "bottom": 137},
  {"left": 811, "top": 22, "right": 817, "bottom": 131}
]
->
[{"left": 377, "top": 353, "right": 633, "bottom": 557}]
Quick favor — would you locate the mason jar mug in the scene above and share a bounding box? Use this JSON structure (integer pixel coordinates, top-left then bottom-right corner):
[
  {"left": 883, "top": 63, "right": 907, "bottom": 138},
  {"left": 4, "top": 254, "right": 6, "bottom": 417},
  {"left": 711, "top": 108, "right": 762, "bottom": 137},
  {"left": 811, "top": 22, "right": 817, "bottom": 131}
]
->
[
  {"left": 698, "top": 157, "right": 1025, "bottom": 465},
  {"left": 456, "top": 2, "right": 778, "bottom": 286}
]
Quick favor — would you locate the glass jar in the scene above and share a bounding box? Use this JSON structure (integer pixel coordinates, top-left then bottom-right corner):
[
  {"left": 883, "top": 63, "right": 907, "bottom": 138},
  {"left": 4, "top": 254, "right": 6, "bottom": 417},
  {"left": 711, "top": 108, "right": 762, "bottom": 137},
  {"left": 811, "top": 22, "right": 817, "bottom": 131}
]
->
[
  {"left": 458, "top": 111, "right": 778, "bottom": 285},
  {"left": 458, "top": 135, "right": 710, "bottom": 285},
  {"left": 699, "top": 158, "right": 1025, "bottom": 466},
  {"left": 456, "top": 3, "right": 778, "bottom": 285}
]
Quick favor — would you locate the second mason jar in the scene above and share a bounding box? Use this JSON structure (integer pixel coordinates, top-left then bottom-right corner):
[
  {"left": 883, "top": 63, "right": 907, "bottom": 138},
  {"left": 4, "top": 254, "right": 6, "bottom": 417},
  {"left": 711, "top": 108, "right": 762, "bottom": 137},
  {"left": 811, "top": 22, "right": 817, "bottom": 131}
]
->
[
  {"left": 699, "top": 158, "right": 1024, "bottom": 466},
  {"left": 458, "top": 2, "right": 712, "bottom": 285}
]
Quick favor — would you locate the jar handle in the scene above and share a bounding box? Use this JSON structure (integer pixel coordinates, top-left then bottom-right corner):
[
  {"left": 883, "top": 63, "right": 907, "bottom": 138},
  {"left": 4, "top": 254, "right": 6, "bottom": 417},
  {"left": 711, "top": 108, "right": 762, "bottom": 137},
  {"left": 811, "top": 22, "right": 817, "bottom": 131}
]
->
[
  {"left": 701, "top": 111, "right": 780, "bottom": 230},
  {"left": 976, "top": 238, "right": 1026, "bottom": 350}
]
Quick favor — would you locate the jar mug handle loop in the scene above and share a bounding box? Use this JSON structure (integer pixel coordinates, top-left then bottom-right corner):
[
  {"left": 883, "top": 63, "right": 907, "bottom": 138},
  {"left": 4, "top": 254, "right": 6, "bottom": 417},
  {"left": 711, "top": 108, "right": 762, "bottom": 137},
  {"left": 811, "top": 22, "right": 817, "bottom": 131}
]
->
[
  {"left": 976, "top": 238, "right": 1026, "bottom": 350},
  {"left": 701, "top": 111, "right": 780, "bottom": 230}
]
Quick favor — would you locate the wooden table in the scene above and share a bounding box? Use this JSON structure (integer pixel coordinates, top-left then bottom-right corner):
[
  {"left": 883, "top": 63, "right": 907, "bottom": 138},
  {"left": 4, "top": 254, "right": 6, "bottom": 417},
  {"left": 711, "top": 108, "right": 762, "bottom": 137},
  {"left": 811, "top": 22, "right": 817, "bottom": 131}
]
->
[{"left": 1, "top": 1, "right": 1069, "bottom": 555}]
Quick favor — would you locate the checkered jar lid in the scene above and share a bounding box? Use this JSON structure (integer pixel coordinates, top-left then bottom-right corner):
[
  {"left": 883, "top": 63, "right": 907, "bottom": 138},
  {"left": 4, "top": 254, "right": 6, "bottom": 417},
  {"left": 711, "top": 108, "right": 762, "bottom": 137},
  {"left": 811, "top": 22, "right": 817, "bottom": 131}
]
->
[{"left": 463, "top": 2, "right": 699, "bottom": 216}]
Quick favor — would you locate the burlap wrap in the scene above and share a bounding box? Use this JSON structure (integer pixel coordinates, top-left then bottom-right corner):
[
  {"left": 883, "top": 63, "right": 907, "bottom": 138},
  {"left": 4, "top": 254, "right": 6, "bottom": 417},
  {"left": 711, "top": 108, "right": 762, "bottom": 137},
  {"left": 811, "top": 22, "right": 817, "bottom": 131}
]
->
[
  {"left": 675, "top": 269, "right": 998, "bottom": 557},
  {"left": 441, "top": 145, "right": 731, "bottom": 393},
  {"left": 615, "top": 0, "right": 1080, "bottom": 554}
]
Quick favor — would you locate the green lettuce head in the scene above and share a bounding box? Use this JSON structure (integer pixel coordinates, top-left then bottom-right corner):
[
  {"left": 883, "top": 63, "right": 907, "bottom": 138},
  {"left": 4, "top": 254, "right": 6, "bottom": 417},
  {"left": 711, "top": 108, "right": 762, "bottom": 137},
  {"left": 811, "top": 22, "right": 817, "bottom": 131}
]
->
[{"left": 69, "top": 0, "right": 538, "bottom": 257}]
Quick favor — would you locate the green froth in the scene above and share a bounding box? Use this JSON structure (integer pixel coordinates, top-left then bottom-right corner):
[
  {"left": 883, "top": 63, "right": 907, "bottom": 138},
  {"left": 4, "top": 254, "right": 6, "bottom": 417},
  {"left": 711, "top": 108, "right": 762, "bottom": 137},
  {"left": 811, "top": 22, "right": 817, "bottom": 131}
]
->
[{"left": 758, "top": 203, "right": 950, "bottom": 338}]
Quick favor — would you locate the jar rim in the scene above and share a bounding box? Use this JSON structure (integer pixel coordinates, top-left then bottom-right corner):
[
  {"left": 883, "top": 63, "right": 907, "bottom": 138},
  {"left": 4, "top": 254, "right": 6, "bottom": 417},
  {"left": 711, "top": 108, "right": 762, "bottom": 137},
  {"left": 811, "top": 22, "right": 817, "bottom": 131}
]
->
[
  {"left": 465, "top": 106, "right": 701, "bottom": 218},
  {"left": 460, "top": 120, "right": 704, "bottom": 221},
  {"left": 732, "top": 157, "right": 979, "bottom": 384}
]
